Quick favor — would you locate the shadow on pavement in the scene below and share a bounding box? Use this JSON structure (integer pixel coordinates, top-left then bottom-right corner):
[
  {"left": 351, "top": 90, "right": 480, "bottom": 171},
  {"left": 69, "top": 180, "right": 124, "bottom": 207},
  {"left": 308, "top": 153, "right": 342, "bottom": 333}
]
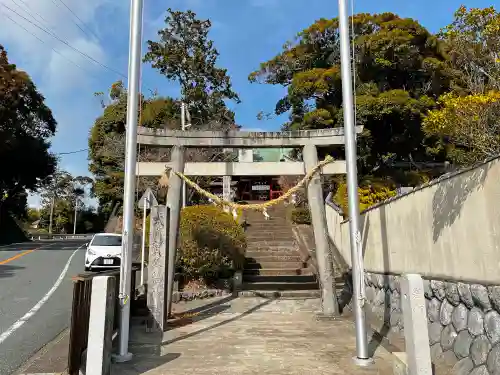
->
[
  {"left": 112, "top": 353, "right": 181, "bottom": 374},
  {"left": 0, "top": 264, "right": 25, "bottom": 278},
  {"left": 167, "top": 294, "right": 236, "bottom": 329},
  {"left": 163, "top": 296, "right": 276, "bottom": 346}
]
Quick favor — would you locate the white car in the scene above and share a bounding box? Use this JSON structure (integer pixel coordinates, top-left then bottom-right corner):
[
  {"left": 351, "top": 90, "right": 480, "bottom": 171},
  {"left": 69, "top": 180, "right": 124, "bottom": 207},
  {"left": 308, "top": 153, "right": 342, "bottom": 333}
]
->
[{"left": 84, "top": 233, "right": 123, "bottom": 271}]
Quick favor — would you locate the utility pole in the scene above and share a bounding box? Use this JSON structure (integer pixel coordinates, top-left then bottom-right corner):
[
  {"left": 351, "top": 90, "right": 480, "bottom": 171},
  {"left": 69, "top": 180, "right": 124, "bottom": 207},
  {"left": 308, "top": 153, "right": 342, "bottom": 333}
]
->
[
  {"left": 48, "top": 195, "right": 55, "bottom": 234},
  {"left": 337, "top": 0, "right": 372, "bottom": 365},
  {"left": 73, "top": 198, "right": 79, "bottom": 235},
  {"left": 115, "top": 0, "right": 143, "bottom": 363}
]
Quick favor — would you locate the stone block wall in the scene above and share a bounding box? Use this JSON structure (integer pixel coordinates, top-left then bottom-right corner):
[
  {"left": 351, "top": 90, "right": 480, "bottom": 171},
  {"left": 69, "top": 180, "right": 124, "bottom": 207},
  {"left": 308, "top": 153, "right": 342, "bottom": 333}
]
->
[{"left": 363, "top": 271, "right": 500, "bottom": 375}]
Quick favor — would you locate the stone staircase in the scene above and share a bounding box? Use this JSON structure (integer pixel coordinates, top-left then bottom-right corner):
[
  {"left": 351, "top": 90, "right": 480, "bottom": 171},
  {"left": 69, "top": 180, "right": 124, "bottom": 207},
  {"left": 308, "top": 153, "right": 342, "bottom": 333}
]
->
[{"left": 239, "top": 203, "right": 320, "bottom": 298}]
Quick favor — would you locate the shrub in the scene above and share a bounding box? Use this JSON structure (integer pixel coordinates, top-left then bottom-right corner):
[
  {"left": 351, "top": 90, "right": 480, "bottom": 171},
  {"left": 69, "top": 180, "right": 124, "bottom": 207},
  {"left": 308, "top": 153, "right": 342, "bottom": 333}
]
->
[
  {"left": 291, "top": 207, "right": 311, "bottom": 224},
  {"left": 146, "top": 205, "right": 246, "bottom": 280},
  {"left": 334, "top": 181, "right": 396, "bottom": 214}
]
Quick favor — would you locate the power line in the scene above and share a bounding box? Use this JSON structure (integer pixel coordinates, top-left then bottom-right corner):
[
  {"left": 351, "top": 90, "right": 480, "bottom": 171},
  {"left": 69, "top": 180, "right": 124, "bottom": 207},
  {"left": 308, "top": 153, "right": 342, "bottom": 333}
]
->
[
  {"left": 8, "top": 0, "right": 103, "bottom": 78},
  {"left": 55, "top": 148, "right": 88, "bottom": 155},
  {"left": 49, "top": 0, "right": 90, "bottom": 40},
  {"left": 15, "top": 0, "right": 54, "bottom": 32},
  {"left": 2, "top": 10, "right": 44, "bottom": 44},
  {"left": 1, "top": 2, "right": 127, "bottom": 79},
  {"left": 3, "top": 2, "right": 154, "bottom": 94},
  {"left": 2, "top": 9, "right": 96, "bottom": 77},
  {"left": 53, "top": 0, "right": 101, "bottom": 42}
]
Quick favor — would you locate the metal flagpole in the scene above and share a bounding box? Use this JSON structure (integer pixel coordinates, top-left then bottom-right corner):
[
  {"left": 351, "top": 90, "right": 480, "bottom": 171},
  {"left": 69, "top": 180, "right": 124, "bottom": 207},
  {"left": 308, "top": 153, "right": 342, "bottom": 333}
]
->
[
  {"left": 115, "top": 0, "right": 144, "bottom": 362},
  {"left": 337, "top": 0, "right": 372, "bottom": 365},
  {"left": 140, "top": 197, "right": 147, "bottom": 286}
]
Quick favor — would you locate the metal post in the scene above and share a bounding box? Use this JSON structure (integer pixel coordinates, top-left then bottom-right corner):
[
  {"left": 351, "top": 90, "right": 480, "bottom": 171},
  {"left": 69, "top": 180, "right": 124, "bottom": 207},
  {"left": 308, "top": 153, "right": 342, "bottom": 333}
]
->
[
  {"left": 73, "top": 199, "right": 78, "bottom": 235},
  {"left": 115, "top": 0, "right": 143, "bottom": 363},
  {"left": 140, "top": 198, "right": 147, "bottom": 286},
  {"left": 181, "top": 102, "right": 186, "bottom": 208},
  {"left": 337, "top": 0, "right": 371, "bottom": 364},
  {"left": 49, "top": 195, "right": 55, "bottom": 234}
]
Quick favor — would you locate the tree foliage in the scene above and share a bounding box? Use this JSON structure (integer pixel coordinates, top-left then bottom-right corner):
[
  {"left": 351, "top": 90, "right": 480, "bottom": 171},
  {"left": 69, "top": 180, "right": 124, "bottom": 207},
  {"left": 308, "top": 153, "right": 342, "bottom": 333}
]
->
[
  {"left": 440, "top": 6, "right": 500, "bottom": 94},
  {"left": 0, "top": 45, "right": 57, "bottom": 214},
  {"left": 90, "top": 9, "right": 243, "bottom": 211},
  {"left": 423, "top": 6, "right": 500, "bottom": 166},
  {"left": 36, "top": 170, "right": 97, "bottom": 233},
  {"left": 249, "top": 13, "right": 453, "bottom": 183},
  {"left": 423, "top": 91, "right": 500, "bottom": 165},
  {"left": 88, "top": 82, "right": 179, "bottom": 210},
  {"left": 333, "top": 179, "right": 397, "bottom": 214},
  {"left": 144, "top": 8, "right": 240, "bottom": 130}
]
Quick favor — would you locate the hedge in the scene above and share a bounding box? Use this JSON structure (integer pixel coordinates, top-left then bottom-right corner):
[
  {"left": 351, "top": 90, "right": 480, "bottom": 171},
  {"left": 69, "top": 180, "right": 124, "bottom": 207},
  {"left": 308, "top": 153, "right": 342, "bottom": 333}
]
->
[
  {"left": 291, "top": 207, "right": 311, "bottom": 225},
  {"left": 146, "top": 205, "right": 246, "bottom": 280}
]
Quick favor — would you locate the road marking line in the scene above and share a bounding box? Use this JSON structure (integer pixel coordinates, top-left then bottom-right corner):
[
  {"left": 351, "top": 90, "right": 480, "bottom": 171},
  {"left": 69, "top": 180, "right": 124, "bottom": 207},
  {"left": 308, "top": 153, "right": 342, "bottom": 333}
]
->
[
  {"left": 0, "top": 249, "right": 35, "bottom": 265},
  {"left": 0, "top": 245, "right": 84, "bottom": 345}
]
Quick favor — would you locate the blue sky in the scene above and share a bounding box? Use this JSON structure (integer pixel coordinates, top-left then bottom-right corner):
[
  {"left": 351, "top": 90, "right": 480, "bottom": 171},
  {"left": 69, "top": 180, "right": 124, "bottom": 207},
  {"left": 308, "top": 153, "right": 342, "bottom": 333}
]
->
[{"left": 0, "top": 0, "right": 492, "bottom": 207}]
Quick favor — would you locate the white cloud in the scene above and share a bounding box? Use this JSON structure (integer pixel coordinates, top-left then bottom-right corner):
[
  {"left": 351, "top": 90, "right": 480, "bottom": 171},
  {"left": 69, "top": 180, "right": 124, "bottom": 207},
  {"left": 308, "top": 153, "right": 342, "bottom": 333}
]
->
[{"left": 0, "top": 0, "right": 126, "bottom": 92}]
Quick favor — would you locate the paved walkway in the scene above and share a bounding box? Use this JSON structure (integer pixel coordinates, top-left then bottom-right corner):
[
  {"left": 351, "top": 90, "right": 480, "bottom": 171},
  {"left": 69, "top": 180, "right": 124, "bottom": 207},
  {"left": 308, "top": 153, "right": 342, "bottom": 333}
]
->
[{"left": 112, "top": 296, "right": 394, "bottom": 375}]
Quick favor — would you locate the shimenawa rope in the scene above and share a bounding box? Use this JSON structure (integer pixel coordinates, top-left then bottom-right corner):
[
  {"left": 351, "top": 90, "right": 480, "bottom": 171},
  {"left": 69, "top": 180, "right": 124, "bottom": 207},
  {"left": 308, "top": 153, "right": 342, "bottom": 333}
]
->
[{"left": 158, "top": 155, "right": 334, "bottom": 211}]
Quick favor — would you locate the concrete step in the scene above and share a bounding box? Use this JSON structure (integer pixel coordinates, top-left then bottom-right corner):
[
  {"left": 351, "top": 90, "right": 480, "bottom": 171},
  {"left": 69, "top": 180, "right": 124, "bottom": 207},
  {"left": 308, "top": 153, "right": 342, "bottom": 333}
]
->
[
  {"left": 246, "top": 233, "right": 294, "bottom": 241},
  {"left": 238, "top": 289, "right": 321, "bottom": 298},
  {"left": 241, "top": 281, "right": 319, "bottom": 291},
  {"left": 244, "top": 223, "right": 290, "bottom": 229},
  {"left": 245, "top": 231, "right": 293, "bottom": 238},
  {"left": 245, "top": 260, "right": 307, "bottom": 269},
  {"left": 243, "top": 222, "right": 290, "bottom": 228},
  {"left": 245, "top": 245, "right": 298, "bottom": 252},
  {"left": 245, "top": 252, "right": 301, "bottom": 260},
  {"left": 243, "top": 268, "right": 313, "bottom": 276},
  {"left": 242, "top": 274, "right": 317, "bottom": 283},
  {"left": 244, "top": 254, "right": 304, "bottom": 262},
  {"left": 245, "top": 220, "right": 288, "bottom": 224}
]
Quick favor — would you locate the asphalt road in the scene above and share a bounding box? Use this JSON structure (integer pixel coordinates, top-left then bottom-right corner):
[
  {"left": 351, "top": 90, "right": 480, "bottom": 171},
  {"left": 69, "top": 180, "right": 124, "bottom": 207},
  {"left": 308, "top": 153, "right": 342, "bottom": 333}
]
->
[{"left": 0, "top": 239, "right": 87, "bottom": 375}]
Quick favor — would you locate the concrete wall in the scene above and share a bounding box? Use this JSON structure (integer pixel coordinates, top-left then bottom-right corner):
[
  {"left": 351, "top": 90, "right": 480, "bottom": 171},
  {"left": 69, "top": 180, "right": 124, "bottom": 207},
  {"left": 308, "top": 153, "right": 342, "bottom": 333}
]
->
[
  {"left": 326, "top": 156, "right": 500, "bottom": 284},
  {"left": 325, "top": 156, "right": 500, "bottom": 375}
]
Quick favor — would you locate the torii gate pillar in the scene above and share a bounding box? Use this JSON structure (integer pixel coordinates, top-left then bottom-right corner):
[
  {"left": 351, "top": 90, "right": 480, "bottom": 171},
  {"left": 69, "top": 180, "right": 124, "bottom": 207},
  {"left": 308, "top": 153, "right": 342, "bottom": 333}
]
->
[{"left": 303, "top": 144, "right": 339, "bottom": 316}]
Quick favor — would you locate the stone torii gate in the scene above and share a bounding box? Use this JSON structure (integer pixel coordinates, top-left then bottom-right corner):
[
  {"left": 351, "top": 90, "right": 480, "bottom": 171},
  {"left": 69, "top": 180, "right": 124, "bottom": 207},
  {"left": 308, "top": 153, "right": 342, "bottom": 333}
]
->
[{"left": 136, "top": 127, "right": 362, "bottom": 329}]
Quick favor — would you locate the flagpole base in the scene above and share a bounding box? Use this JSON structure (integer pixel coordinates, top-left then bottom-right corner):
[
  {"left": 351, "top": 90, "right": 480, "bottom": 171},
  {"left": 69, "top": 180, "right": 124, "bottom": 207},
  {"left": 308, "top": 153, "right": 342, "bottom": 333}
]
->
[{"left": 352, "top": 356, "right": 374, "bottom": 367}]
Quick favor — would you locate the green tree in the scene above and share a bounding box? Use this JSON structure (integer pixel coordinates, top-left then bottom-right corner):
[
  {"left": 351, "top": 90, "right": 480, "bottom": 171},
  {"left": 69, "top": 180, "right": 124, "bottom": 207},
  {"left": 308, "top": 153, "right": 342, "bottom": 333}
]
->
[
  {"left": 27, "top": 208, "right": 40, "bottom": 223},
  {"left": 249, "top": 13, "right": 453, "bottom": 184},
  {"left": 423, "top": 6, "right": 500, "bottom": 166},
  {"left": 144, "top": 8, "right": 240, "bottom": 130},
  {"left": 88, "top": 81, "right": 178, "bottom": 211},
  {"left": 440, "top": 6, "right": 500, "bottom": 94},
  {"left": 38, "top": 170, "right": 93, "bottom": 233},
  {"left": 0, "top": 45, "right": 57, "bottom": 217},
  {"left": 91, "top": 9, "right": 243, "bottom": 211}
]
